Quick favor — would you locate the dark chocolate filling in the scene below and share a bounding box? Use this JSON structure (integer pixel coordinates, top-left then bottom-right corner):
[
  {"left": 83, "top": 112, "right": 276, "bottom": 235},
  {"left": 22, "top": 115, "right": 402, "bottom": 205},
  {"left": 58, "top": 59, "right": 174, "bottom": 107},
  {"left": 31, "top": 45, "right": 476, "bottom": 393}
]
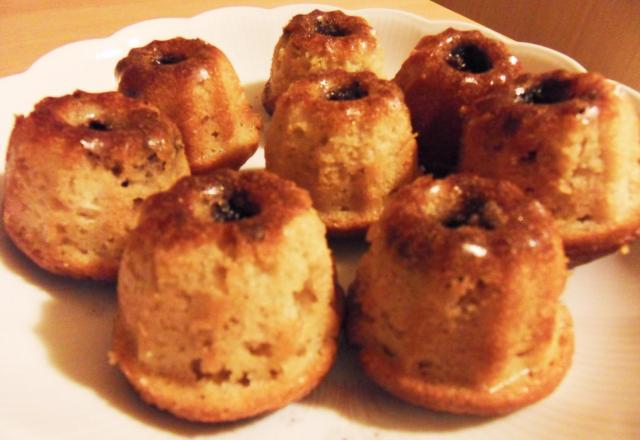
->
[
  {"left": 520, "top": 78, "right": 574, "bottom": 104},
  {"left": 212, "top": 190, "right": 260, "bottom": 222},
  {"left": 154, "top": 53, "right": 187, "bottom": 65},
  {"left": 315, "top": 19, "right": 349, "bottom": 37},
  {"left": 326, "top": 81, "right": 368, "bottom": 101},
  {"left": 447, "top": 44, "right": 493, "bottom": 74},
  {"left": 443, "top": 197, "right": 495, "bottom": 230}
]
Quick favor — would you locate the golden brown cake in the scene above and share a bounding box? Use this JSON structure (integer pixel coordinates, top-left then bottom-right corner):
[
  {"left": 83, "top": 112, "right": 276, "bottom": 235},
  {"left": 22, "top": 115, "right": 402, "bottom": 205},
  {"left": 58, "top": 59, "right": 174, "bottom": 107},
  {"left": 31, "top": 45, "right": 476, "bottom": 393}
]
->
[
  {"left": 2, "top": 90, "right": 190, "bottom": 280},
  {"left": 347, "top": 174, "right": 573, "bottom": 415},
  {"left": 116, "top": 37, "right": 261, "bottom": 173},
  {"left": 110, "top": 169, "right": 341, "bottom": 422},
  {"left": 460, "top": 70, "right": 640, "bottom": 265},
  {"left": 264, "top": 70, "right": 418, "bottom": 235},
  {"left": 262, "top": 9, "right": 384, "bottom": 114},
  {"left": 394, "top": 28, "right": 522, "bottom": 176}
]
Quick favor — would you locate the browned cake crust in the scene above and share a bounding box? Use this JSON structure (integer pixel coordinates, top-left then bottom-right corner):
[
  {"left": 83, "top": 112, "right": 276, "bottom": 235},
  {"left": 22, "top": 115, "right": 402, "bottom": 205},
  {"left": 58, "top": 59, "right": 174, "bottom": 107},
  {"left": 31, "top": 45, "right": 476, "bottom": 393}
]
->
[
  {"left": 116, "top": 38, "right": 261, "bottom": 173},
  {"left": 2, "top": 90, "right": 190, "bottom": 280},
  {"left": 355, "top": 305, "right": 573, "bottom": 415},
  {"left": 263, "top": 9, "right": 383, "bottom": 114},
  {"left": 460, "top": 70, "right": 640, "bottom": 265},
  {"left": 111, "top": 169, "right": 341, "bottom": 422},
  {"left": 348, "top": 174, "right": 573, "bottom": 415},
  {"left": 265, "top": 70, "right": 418, "bottom": 235},
  {"left": 394, "top": 28, "right": 522, "bottom": 176}
]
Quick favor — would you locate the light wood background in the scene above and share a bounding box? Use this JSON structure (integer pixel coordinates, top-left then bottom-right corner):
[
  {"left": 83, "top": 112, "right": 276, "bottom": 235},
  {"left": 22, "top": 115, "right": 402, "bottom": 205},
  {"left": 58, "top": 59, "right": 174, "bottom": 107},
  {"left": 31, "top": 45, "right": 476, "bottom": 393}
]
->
[{"left": 434, "top": 0, "right": 640, "bottom": 90}]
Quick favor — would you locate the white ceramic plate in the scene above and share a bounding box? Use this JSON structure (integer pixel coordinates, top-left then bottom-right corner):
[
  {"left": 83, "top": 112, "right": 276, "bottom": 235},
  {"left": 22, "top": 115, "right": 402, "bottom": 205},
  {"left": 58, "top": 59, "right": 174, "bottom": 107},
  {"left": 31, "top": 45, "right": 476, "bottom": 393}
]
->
[{"left": 1, "top": 4, "right": 639, "bottom": 440}]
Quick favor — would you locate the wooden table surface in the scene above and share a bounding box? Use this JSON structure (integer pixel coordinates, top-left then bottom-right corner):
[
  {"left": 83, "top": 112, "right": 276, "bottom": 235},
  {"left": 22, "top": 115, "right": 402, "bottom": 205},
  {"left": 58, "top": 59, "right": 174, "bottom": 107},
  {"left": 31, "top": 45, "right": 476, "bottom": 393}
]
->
[{"left": 0, "top": 0, "right": 469, "bottom": 78}]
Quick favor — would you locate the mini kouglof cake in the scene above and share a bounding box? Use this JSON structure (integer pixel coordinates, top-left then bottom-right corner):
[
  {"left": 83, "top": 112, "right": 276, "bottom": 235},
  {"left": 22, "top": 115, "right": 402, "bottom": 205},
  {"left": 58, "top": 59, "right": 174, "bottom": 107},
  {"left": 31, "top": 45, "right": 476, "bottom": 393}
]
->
[
  {"left": 264, "top": 70, "right": 418, "bottom": 235},
  {"left": 348, "top": 174, "right": 574, "bottom": 415},
  {"left": 116, "top": 38, "right": 261, "bottom": 173},
  {"left": 111, "top": 169, "right": 341, "bottom": 422},
  {"left": 2, "top": 90, "right": 190, "bottom": 280},
  {"left": 460, "top": 70, "right": 640, "bottom": 264}
]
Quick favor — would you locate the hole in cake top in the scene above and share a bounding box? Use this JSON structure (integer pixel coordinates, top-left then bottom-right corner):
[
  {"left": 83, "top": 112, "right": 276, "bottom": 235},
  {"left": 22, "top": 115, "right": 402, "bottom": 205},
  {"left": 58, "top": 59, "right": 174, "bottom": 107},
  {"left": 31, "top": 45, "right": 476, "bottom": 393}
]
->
[
  {"left": 326, "top": 81, "right": 368, "bottom": 101},
  {"left": 443, "top": 197, "right": 496, "bottom": 230},
  {"left": 154, "top": 53, "right": 187, "bottom": 65},
  {"left": 87, "top": 119, "right": 111, "bottom": 131},
  {"left": 520, "top": 78, "right": 575, "bottom": 104},
  {"left": 211, "top": 190, "right": 260, "bottom": 222},
  {"left": 446, "top": 44, "right": 493, "bottom": 74},
  {"left": 315, "top": 19, "right": 350, "bottom": 37}
]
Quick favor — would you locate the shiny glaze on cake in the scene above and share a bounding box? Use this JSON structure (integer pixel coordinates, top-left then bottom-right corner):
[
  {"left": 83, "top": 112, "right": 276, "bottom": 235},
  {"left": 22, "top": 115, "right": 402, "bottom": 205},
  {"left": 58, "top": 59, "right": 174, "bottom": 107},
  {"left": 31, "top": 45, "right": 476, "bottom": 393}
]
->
[
  {"left": 265, "top": 70, "right": 418, "bottom": 234},
  {"left": 3, "top": 90, "right": 189, "bottom": 279},
  {"left": 263, "top": 9, "right": 383, "bottom": 114},
  {"left": 460, "top": 70, "right": 640, "bottom": 264},
  {"left": 116, "top": 38, "right": 261, "bottom": 173},
  {"left": 348, "top": 174, "right": 573, "bottom": 415},
  {"left": 394, "top": 28, "right": 522, "bottom": 176},
  {"left": 111, "top": 169, "right": 341, "bottom": 422}
]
